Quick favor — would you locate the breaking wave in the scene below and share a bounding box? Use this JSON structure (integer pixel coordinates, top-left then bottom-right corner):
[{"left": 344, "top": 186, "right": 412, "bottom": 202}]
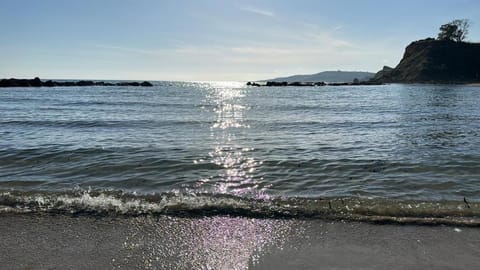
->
[{"left": 0, "top": 190, "right": 478, "bottom": 227}]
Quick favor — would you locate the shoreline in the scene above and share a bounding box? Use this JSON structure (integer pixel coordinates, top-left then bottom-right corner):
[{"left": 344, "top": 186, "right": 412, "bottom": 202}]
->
[
  {"left": 1, "top": 213, "right": 479, "bottom": 269},
  {"left": 1, "top": 190, "right": 479, "bottom": 227}
]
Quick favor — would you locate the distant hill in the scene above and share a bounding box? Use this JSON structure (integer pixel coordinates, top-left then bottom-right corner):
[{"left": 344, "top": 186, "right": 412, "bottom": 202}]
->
[
  {"left": 264, "top": 71, "right": 375, "bottom": 83},
  {"left": 372, "top": 38, "right": 480, "bottom": 83}
]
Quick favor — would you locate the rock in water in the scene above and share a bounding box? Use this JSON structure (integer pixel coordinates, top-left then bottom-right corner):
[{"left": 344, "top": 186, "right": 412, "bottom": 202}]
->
[
  {"left": 140, "top": 81, "right": 153, "bottom": 87},
  {"left": 0, "top": 78, "right": 155, "bottom": 87}
]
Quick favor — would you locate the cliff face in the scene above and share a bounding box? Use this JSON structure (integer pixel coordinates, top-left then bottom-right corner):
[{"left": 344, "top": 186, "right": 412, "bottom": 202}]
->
[{"left": 374, "top": 39, "right": 480, "bottom": 83}]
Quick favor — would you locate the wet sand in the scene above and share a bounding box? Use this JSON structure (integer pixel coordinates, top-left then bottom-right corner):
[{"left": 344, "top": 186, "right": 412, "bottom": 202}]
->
[{"left": 1, "top": 214, "right": 479, "bottom": 269}]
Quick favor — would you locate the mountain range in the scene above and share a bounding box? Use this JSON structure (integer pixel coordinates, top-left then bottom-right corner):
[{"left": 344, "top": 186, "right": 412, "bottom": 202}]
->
[{"left": 263, "top": 71, "right": 375, "bottom": 83}]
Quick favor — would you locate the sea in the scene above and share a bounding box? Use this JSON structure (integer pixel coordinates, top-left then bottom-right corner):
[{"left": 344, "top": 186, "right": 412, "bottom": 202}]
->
[{"left": 1, "top": 82, "right": 480, "bottom": 225}]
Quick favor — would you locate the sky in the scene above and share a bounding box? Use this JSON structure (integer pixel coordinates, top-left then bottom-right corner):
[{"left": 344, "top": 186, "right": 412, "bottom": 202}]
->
[{"left": 1, "top": 0, "right": 479, "bottom": 81}]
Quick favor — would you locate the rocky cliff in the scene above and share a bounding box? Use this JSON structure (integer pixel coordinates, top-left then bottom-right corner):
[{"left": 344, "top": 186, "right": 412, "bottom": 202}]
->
[{"left": 373, "top": 39, "right": 480, "bottom": 83}]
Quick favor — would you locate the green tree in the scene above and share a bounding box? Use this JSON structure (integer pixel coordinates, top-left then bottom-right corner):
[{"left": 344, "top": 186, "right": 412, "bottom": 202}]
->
[{"left": 437, "top": 19, "right": 470, "bottom": 42}]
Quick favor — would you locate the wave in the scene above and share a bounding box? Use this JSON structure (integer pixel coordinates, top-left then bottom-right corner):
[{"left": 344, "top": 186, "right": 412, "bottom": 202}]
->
[
  {"left": 0, "top": 119, "right": 212, "bottom": 129},
  {"left": 0, "top": 190, "right": 478, "bottom": 226}
]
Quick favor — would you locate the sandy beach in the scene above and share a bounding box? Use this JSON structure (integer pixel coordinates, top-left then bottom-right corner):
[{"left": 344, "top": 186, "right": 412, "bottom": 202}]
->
[{"left": 1, "top": 213, "right": 479, "bottom": 269}]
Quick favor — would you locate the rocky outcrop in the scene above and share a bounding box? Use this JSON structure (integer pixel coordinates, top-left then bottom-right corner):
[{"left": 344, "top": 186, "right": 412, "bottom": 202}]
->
[
  {"left": 76, "top": 80, "right": 95, "bottom": 86},
  {"left": 0, "top": 78, "right": 154, "bottom": 87},
  {"left": 246, "top": 81, "right": 380, "bottom": 87},
  {"left": 372, "top": 66, "right": 394, "bottom": 82},
  {"left": 0, "top": 77, "right": 42, "bottom": 87},
  {"left": 372, "top": 39, "right": 480, "bottom": 83},
  {"left": 266, "top": 81, "right": 288, "bottom": 86},
  {"left": 246, "top": 81, "right": 261, "bottom": 87},
  {"left": 140, "top": 81, "right": 153, "bottom": 87}
]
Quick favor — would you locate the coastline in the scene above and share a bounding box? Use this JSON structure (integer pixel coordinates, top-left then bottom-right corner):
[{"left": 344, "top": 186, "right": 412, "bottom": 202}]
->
[{"left": 1, "top": 213, "right": 479, "bottom": 269}]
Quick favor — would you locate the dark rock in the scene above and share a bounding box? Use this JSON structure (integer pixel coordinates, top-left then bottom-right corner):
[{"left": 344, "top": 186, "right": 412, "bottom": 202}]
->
[
  {"left": 246, "top": 81, "right": 261, "bottom": 87},
  {"left": 266, "top": 81, "right": 288, "bottom": 86},
  {"left": 372, "top": 66, "right": 394, "bottom": 82},
  {"left": 288, "top": 82, "right": 299, "bottom": 86},
  {"left": 328, "top": 82, "right": 350, "bottom": 86},
  {"left": 140, "top": 81, "right": 153, "bottom": 87},
  {"left": 30, "top": 77, "right": 42, "bottom": 87},
  {"left": 43, "top": 80, "right": 56, "bottom": 87},
  {"left": 288, "top": 82, "right": 303, "bottom": 86},
  {"left": 76, "top": 81, "right": 95, "bottom": 86},
  {"left": 4, "top": 79, "right": 30, "bottom": 87},
  {"left": 261, "top": 81, "right": 325, "bottom": 87},
  {"left": 288, "top": 82, "right": 315, "bottom": 86},
  {"left": 117, "top": 82, "right": 140, "bottom": 86},
  {"left": 1, "top": 79, "right": 30, "bottom": 87},
  {"left": 265, "top": 81, "right": 277, "bottom": 86},
  {"left": 62, "top": 81, "right": 76, "bottom": 87},
  {"left": 0, "top": 79, "right": 18, "bottom": 87},
  {"left": 0, "top": 78, "right": 154, "bottom": 88}
]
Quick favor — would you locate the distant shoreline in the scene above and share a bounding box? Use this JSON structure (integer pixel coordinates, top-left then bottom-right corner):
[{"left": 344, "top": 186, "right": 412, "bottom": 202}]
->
[
  {"left": 246, "top": 81, "right": 480, "bottom": 87},
  {"left": 0, "top": 77, "right": 153, "bottom": 87},
  {"left": 246, "top": 81, "right": 383, "bottom": 87}
]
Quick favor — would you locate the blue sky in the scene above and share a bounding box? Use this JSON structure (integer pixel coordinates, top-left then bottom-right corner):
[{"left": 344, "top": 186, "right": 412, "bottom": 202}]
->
[{"left": 1, "top": 0, "right": 479, "bottom": 81}]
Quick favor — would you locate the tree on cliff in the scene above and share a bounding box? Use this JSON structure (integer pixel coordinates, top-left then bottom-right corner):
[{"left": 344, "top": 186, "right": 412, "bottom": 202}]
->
[{"left": 437, "top": 19, "right": 470, "bottom": 42}]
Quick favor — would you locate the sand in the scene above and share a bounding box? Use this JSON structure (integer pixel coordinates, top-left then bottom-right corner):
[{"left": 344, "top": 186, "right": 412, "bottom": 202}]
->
[{"left": 0, "top": 213, "right": 479, "bottom": 269}]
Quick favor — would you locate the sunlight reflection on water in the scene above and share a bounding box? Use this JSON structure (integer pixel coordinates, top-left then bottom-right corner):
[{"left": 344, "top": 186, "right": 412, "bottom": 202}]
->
[{"left": 200, "top": 82, "right": 268, "bottom": 198}]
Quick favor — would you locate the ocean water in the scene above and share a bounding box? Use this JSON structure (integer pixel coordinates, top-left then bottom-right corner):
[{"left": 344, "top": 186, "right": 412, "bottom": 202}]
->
[{"left": 1, "top": 82, "right": 480, "bottom": 224}]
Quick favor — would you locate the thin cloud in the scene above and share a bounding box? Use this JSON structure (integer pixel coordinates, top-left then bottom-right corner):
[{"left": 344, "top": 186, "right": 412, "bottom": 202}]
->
[
  {"left": 332, "top": 25, "right": 343, "bottom": 32},
  {"left": 240, "top": 6, "right": 274, "bottom": 17},
  {"left": 93, "top": 44, "right": 222, "bottom": 56},
  {"left": 94, "top": 44, "right": 159, "bottom": 55}
]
